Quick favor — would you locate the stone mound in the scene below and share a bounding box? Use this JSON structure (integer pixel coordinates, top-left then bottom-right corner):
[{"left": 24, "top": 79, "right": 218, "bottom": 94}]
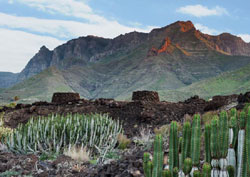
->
[
  {"left": 132, "top": 91, "right": 160, "bottom": 102},
  {"left": 51, "top": 92, "right": 80, "bottom": 104}
]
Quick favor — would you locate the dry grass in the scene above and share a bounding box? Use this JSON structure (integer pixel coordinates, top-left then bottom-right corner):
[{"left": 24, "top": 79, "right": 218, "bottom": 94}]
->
[
  {"left": 201, "top": 111, "right": 219, "bottom": 125},
  {"left": 117, "top": 133, "right": 131, "bottom": 150},
  {"left": 64, "top": 146, "right": 90, "bottom": 162}
]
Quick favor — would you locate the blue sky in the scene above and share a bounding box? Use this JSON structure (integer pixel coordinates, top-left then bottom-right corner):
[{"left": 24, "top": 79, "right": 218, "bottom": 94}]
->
[{"left": 0, "top": 0, "right": 250, "bottom": 73}]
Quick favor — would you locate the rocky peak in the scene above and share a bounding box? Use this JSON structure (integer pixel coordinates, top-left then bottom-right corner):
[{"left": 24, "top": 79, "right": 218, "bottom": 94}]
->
[
  {"left": 173, "top": 20, "right": 195, "bottom": 32},
  {"left": 39, "top": 45, "right": 50, "bottom": 52}
]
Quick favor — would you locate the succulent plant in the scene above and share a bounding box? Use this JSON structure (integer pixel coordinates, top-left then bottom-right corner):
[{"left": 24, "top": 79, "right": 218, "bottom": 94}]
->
[
  {"left": 191, "top": 114, "right": 201, "bottom": 167},
  {"left": 169, "top": 121, "right": 179, "bottom": 174},
  {"left": 3, "top": 113, "right": 122, "bottom": 161},
  {"left": 202, "top": 163, "right": 211, "bottom": 177},
  {"left": 204, "top": 123, "right": 211, "bottom": 163}
]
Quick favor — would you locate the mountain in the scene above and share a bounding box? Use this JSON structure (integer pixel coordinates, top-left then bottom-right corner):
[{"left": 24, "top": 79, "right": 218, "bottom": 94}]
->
[
  {"left": 0, "top": 72, "right": 18, "bottom": 88},
  {"left": 1, "top": 67, "right": 73, "bottom": 103},
  {"left": 158, "top": 62, "right": 250, "bottom": 102},
  {"left": 1, "top": 20, "right": 250, "bottom": 102}
]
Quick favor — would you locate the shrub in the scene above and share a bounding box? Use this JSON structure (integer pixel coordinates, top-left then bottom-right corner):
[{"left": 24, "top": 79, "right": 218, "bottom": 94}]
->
[{"left": 2, "top": 113, "right": 123, "bottom": 160}]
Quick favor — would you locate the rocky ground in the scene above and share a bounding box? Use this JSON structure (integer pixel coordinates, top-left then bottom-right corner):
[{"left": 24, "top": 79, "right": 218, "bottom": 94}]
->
[{"left": 0, "top": 91, "right": 249, "bottom": 176}]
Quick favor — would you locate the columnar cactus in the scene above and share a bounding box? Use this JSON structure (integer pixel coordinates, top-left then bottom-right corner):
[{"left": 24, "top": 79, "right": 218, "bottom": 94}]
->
[
  {"left": 162, "top": 169, "right": 171, "bottom": 177},
  {"left": 245, "top": 109, "right": 250, "bottom": 176},
  {"left": 181, "top": 122, "right": 191, "bottom": 164},
  {"left": 179, "top": 137, "right": 183, "bottom": 168},
  {"left": 143, "top": 134, "right": 164, "bottom": 177},
  {"left": 144, "top": 152, "right": 152, "bottom": 177},
  {"left": 210, "top": 116, "right": 219, "bottom": 177},
  {"left": 193, "top": 170, "right": 200, "bottom": 177},
  {"left": 152, "top": 134, "right": 164, "bottom": 177},
  {"left": 183, "top": 158, "right": 192, "bottom": 177},
  {"left": 180, "top": 122, "right": 191, "bottom": 177},
  {"left": 202, "top": 163, "right": 211, "bottom": 177},
  {"left": 204, "top": 123, "right": 211, "bottom": 163},
  {"left": 227, "top": 165, "right": 234, "bottom": 177},
  {"left": 190, "top": 114, "right": 201, "bottom": 177},
  {"left": 237, "top": 111, "right": 246, "bottom": 177},
  {"left": 173, "top": 167, "right": 179, "bottom": 177},
  {"left": 218, "top": 111, "right": 229, "bottom": 177},
  {"left": 169, "top": 121, "right": 179, "bottom": 175},
  {"left": 227, "top": 116, "right": 237, "bottom": 176},
  {"left": 230, "top": 108, "right": 237, "bottom": 118}
]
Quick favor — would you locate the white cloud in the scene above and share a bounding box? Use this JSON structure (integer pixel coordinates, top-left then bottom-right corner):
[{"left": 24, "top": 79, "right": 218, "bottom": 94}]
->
[
  {"left": 0, "top": 12, "right": 154, "bottom": 39},
  {"left": 0, "top": 0, "right": 156, "bottom": 72},
  {"left": 194, "top": 23, "right": 220, "bottom": 35},
  {"left": 8, "top": 0, "right": 14, "bottom": 4},
  {"left": 177, "top": 5, "right": 228, "bottom": 17},
  {"left": 237, "top": 34, "right": 250, "bottom": 43},
  {"left": 0, "top": 28, "right": 64, "bottom": 73}
]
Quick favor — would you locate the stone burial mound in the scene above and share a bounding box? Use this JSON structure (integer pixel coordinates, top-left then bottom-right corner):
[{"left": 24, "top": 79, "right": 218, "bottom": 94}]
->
[
  {"left": 51, "top": 92, "right": 80, "bottom": 104},
  {"left": 132, "top": 90, "right": 160, "bottom": 102},
  {"left": 2, "top": 91, "right": 240, "bottom": 136}
]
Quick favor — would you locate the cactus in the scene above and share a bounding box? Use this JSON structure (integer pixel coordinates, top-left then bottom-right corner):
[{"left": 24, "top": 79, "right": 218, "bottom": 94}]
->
[
  {"left": 190, "top": 114, "right": 201, "bottom": 177},
  {"left": 204, "top": 123, "right": 211, "bottom": 163},
  {"left": 242, "top": 137, "right": 248, "bottom": 177},
  {"left": 202, "top": 163, "right": 211, "bottom": 177},
  {"left": 144, "top": 152, "right": 151, "bottom": 177},
  {"left": 183, "top": 158, "right": 192, "bottom": 176},
  {"left": 152, "top": 134, "right": 164, "bottom": 177},
  {"left": 179, "top": 137, "right": 183, "bottom": 168},
  {"left": 227, "top": 116, "right": 237, "bottom": 177},
  {"left": 143, "top": 135, "right": 164, "bottom": 177},
  {"left": 169, "top": 121, "right": 179, "bottom": 174},
  {"left": 230, "top": 108, "right": 237, "bottom": 118},
  {"left": 245, "top": 109, "right": 250, "bottom": 176},
  {"left": 227, "top": 165, "right": 234, "bottom": 177},
  {"left": 237, "top": 111, "right": 246, "bottom": 177},
  {"left": 173, "top": 167, "right": 178, "bottom": 177},
  {"left": 218, "top": 111, "right": 229, "bottom": 158},
  {"left": 193, "top": 170, "right": 200, "bottom": 177},
  {"left": 218, "top": 111, "right": 229, "bottom": 177},
  {"left": 230, "top": 116, "right": 238, "bottom": 148},
  {"left": 162, "top": 169, "right": 171, "bottom": 177},
  {"left": 181, "top": 122, "right": 191, "bottom": 165},
  {"left": 210, "top": 116, "right": 219, "bottom": 177}
]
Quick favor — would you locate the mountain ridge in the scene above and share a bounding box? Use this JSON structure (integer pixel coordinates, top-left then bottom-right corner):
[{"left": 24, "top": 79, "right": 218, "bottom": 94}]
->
[{"left": 1, "top": 20, "right": 250, "bottom": 103}]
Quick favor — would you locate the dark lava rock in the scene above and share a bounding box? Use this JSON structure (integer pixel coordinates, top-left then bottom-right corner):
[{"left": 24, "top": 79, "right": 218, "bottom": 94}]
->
[
  {"left": 238, "top": 92, "right": 250, "bottom": 103},
  {"left": 52, "top": 92, "right": 80, "bottom": 104},
  {"left": 132, "top": 91, "right": 160, "bottom": 102}
]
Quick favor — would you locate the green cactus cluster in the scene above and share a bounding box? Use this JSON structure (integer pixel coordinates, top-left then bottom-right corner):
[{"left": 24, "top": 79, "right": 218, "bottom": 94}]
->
[
  {"left": 143, "top": 108, "right": 250, "bottom": 177},
  {"left": 1, "top": 113, "right": 122, "bottom": 159},
  {"left": 144, "top": 134, "right": 164, "bottom": 177}
]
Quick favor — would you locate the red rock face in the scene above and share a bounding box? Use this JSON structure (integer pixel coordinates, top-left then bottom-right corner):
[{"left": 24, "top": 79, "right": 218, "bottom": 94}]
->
[
  {"left": 157, "top": 37, "right": 171, "bottom": 54},
  {"left": 179, "top": 21, "right": 195, "bottom": 32},
  {"left": 147, "top": 37, "right": 173, "bottom": 56}
]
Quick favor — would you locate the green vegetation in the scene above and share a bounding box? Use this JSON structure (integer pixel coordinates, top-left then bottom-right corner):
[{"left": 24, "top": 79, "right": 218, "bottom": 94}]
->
[
  {"left": 159, "top": 63, "right": 250, "bottom": 101},
  {"left": 1, "top": 113, "right": 123, "bottom": 163},
  {"left": 0, "top": 67, "right": 73, "bottom": 103},
  {"left": 143, "top": 109, "right": 250, "bottom": 176}
]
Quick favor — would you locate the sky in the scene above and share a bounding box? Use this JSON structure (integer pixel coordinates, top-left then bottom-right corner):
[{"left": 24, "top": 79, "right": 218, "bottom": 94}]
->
[{"left": 0, "top": 0, "right": 250, "bottom": 73}]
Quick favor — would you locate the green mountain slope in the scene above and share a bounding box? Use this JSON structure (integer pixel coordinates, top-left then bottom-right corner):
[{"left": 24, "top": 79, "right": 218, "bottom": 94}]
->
[
  {"left": 158, "top": 63, "right": 250, "bottom": 102},
  {"left": 0, "top": 67, "right": 73, "bottom": 103}
]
